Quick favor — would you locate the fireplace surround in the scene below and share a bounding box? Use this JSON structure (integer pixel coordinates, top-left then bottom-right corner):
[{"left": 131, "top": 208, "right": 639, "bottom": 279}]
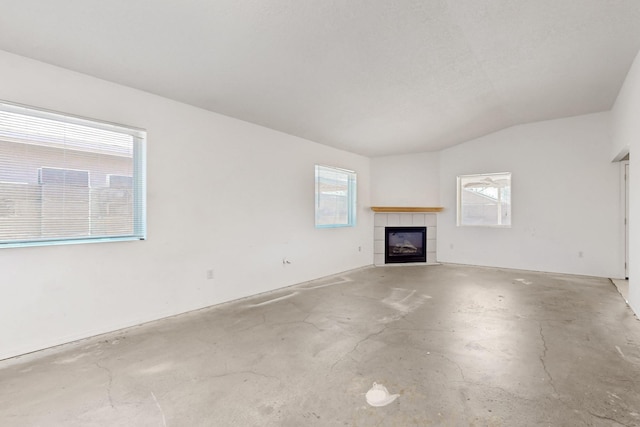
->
[{"left": 373, "top": 211, "right": 438, "bottom": 266}]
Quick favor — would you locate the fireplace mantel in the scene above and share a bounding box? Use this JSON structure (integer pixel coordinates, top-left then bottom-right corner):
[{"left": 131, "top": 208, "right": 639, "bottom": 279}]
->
[{"left": 370, "top": 206, "right": 443, "bottom": 213}]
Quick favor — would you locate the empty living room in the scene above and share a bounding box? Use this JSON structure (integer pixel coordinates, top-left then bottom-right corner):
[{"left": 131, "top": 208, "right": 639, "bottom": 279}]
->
[{"left": 1, "top": 1, "right": 640, "bottom": 426}]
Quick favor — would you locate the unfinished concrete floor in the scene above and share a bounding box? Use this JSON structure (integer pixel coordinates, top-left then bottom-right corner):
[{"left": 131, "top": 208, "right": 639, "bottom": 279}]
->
[{"left": 1, "top": 264, "right": 640, "bottom": 426}]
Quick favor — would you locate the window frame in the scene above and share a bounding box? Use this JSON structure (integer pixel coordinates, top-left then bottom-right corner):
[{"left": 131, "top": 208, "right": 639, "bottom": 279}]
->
[
  {"left": 314, "top": 164, "right": 357, "bottom": 228},
  {"left": 0, "top": 100, "right": 147, "bottom": 248},
  {"left": 457, "top": 172, "right": 511, "bottom": 228}
]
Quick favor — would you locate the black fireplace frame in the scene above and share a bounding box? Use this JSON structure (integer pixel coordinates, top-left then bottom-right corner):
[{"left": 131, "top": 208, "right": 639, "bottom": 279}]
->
[{"left": 384, "top": 226, "right": 427, "bottom": 264}]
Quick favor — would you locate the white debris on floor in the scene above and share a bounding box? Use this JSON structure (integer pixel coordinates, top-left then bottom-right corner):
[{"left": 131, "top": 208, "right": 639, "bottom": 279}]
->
[{"left": 365, "top": 382, "right": 399, "bottom": 407}]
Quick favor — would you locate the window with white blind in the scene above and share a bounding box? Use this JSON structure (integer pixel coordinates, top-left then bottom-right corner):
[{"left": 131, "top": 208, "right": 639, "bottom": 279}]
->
[
  {"left": 0, "top": 101, "right": 146, "bottom": 247},
  {"left": 315, "top": 164, "right": 356, "bottom": 228}
]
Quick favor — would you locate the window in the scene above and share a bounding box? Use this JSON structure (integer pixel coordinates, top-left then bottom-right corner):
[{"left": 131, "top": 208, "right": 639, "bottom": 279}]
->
[
  {"left": 457, "top": 172, "right": 511, "bottom": 227},
  {"left": 315, "top": 165, "right": 356, "bottom": 228},
  {"left": 0, "top": 101, "right": 146, "bottom": 247}
]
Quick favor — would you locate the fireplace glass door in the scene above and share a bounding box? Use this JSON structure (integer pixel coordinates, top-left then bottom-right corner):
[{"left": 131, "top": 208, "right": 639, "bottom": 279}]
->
[{"left": 385, "top": 227, "right": 427, "bottom": 264}]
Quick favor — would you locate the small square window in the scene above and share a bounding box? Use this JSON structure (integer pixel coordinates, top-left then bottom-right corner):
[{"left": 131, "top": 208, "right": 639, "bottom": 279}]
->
[
  {"left": 315, "top": 165, "right": 356, "bottom": 228},
  {"left": 457, "top": 172, "right": 511, "bottom": 227}
]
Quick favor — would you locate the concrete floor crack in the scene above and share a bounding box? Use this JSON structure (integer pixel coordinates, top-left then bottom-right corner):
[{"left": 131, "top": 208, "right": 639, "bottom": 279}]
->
[
  {"left": 349, "top": 326, "right": 388, "bottom": 354},
  {"left": 95, "top": 362, "right": 115, "bottom": 409},
  {"left": 330, "top": 325, "right": 389, "bottom": 371},
  {"left": 209, "top": 370, "right": 278, "bottom": 381},
  {"left": 302, "top": 320, "right": 323, "bottom": 332},
  {"left": 301, "top": 314, "right": 324, "bottom": 332},
  {"left": 439, "top": 354, "right": 467, "bottom": 382},
  {"left": 538, "top": 322, "right": 558, "bottom": 395},
  {"left": 588, "top": 410, "right": 633, "bottom": 427},
  {"left": 270, "top": 317, "right": 324, "bottom": 332}
]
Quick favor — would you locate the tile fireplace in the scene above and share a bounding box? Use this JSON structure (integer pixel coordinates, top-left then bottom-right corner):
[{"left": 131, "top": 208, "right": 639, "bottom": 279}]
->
[{"left": 373, "top": 210, "right": 438, "bottom": 266}]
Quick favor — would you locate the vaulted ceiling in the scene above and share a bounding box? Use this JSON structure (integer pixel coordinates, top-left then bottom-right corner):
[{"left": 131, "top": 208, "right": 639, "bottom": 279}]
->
[{"left": 1, "top": 1, "right": 639, "bottom": 157}]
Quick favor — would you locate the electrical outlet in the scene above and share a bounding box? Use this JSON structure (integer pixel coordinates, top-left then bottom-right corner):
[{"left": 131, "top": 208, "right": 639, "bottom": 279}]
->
[{"left": 206, "top": 269, "right": 214, "bottom": 280}]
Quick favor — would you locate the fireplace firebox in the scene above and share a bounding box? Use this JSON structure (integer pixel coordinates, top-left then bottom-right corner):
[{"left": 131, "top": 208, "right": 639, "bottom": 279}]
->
[{"left": 385, "top": 226, "right": 427, "bottom": 264}]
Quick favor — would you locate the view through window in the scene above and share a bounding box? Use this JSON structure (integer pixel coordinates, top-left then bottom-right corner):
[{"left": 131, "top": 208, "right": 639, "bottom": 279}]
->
[
  {"left": 457, "top": 172, "right": 511, "bottom": 227},
  {"left": 0, "top": 101, "right": 146, "bottom": 247},
  {"left": 315, "top": 164, "right": 356, "bottom": 228}
]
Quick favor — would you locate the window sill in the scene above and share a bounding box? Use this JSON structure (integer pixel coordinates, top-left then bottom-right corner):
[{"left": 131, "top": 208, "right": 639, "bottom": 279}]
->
[{"left": 0, "top": 236, "right": 145, "bottom": 249}]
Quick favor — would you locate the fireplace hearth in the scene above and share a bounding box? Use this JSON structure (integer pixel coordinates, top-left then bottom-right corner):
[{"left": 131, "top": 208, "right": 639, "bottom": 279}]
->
[{"left": 385, "top": 226, "right": 427, "bottom": 264}]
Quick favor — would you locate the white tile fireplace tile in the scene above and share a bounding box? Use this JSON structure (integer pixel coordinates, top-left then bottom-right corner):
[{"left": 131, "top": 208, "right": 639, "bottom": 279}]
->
[
  {"left": 374, "top": 214, "right": 387, "bottom": 226},
  {"left": 387, "top": 214, "right": 400, "bottom": 226},
  {"left": 400, "top": 214, "right": 413, "bottom": 226},
  {"left": 412, "top": 214, "right": 426, "bottom": 225},
  {"left": 427, "top": 226, "right": 437, "bottom": 240},
  {"left": 374, "top": 254, "right": 385, "bottom": 265},
  {"left": 374, "top": 226, "right": 385, "bottom": 241}
]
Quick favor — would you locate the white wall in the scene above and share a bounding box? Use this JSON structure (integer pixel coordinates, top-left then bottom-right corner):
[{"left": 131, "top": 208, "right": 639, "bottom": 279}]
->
[
  {"left": 0, "top": 51, "right": 373, "bottom": 360},
  {"left": 611, "top": 48, "right": 640, "bottom": 315},
  {"left": 437, "top": 112, "right": 622, "bottom": 278},
  {"left": 371, "top": 152, "right": 440, "bottom": 206}
]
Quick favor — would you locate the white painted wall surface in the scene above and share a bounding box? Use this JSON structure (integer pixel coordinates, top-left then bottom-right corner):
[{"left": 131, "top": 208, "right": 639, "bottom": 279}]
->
[
  {"left": 0, "top": 51, "right": 373, "bottom": 360},
  {"left": 371, "top": 152, "right": 440, "bottom": 206},
  {"left": 611, "top": 48, "right": 640, "bottom": 315},
  {"left": 437, "top": 113, "right": 622, "bottom": 278}
]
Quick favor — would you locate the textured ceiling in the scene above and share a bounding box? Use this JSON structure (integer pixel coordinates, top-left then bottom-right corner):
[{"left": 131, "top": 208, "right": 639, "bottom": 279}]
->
[{"left": 0, "top": 1, "right": 639, "bottom": 157}]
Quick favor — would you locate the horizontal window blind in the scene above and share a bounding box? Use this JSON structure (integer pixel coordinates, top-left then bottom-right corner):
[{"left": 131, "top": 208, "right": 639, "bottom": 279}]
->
[{"left": 0, "top": 101, "right": 146, "bottom": 247}]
